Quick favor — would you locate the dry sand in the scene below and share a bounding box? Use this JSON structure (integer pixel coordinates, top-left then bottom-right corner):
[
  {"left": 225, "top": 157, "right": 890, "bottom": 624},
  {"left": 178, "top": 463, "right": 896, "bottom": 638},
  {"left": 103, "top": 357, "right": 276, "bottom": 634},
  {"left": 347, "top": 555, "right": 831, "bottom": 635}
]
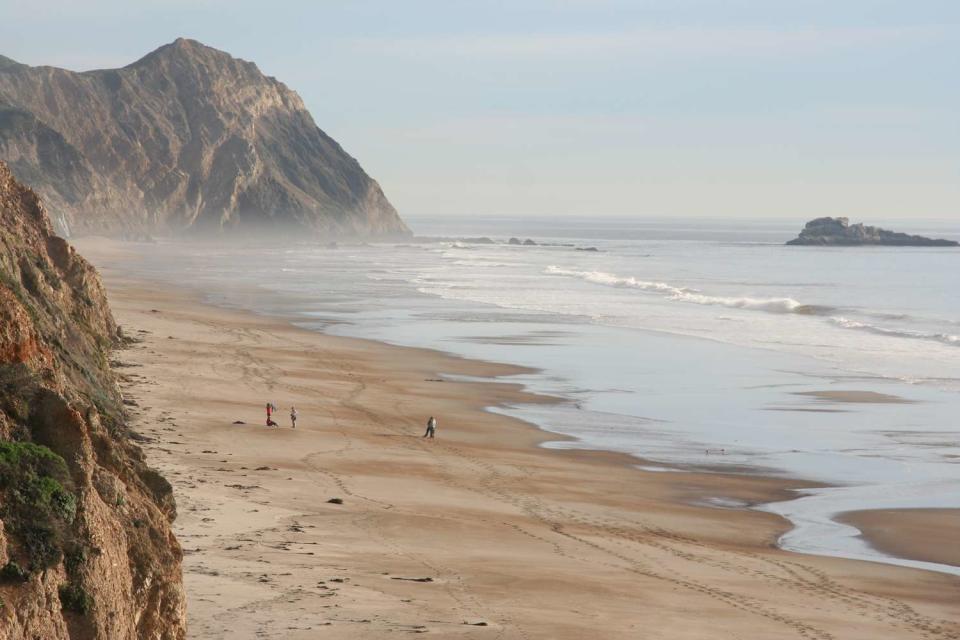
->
[{"left": 86, "top": 253, "right": 960, "bottom": 639}]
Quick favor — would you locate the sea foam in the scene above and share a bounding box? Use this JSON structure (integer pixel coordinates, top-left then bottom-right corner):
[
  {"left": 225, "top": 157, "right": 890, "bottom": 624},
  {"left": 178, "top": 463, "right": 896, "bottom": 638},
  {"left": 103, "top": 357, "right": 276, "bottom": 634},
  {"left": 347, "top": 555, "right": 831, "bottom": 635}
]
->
[
  {"left": 544, "top": 266, "right": 820, "bottom": 315},
  {"left": 831, "top": 317, "right": 960, "bottom": 347}
]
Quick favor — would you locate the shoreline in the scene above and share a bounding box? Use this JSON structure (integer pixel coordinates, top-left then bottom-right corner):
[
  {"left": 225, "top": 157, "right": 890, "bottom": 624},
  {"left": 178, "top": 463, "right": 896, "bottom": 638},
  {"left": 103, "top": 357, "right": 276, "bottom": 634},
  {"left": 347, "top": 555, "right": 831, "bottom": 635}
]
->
[
  {"left": 77, "top": 238, "right": 960, "bottom": 575},
  {"left": 79, "top": 238, "right": 826, "bottom": 511},
  {"left": 78, "top": 240, "right": 960, "bottom": 637}
]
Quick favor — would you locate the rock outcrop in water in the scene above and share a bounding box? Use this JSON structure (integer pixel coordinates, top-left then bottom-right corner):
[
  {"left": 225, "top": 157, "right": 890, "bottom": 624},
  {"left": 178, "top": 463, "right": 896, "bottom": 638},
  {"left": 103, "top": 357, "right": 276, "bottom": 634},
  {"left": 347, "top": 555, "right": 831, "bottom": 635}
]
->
[
  {"left": 787, "top": 217, "right": 958, "bottom": 247},
  {"left": 0, "top": 162, "right": 184, "bottom": 638},
  {"left": 0, "top": 38, "right": 409, "bottom": 238}
]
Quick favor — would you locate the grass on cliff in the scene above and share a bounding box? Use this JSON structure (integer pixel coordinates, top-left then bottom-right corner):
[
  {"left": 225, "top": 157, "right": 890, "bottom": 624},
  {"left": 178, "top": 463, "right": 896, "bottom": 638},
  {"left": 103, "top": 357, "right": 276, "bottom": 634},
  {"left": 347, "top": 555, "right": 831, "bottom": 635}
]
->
[{"left": 0, "top": 441, "right": 77, "bottom": 571}]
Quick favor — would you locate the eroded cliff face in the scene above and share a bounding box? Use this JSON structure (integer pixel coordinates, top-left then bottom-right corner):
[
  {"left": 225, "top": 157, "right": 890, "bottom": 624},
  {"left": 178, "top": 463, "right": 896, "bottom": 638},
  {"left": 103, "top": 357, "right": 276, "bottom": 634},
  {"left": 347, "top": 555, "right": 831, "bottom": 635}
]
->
[
  {"left": 0, "top": 38, "right": 409, "bottom": 238},
  {"left": 0, "top": 162, "right": 185, "bottom": 639}
]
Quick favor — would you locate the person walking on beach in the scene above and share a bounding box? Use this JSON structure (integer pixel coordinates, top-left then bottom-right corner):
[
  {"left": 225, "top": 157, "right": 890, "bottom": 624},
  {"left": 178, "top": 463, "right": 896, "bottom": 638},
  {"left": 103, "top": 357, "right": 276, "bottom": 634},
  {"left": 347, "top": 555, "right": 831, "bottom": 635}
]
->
[
  {"left": 290, "top": 406, "right": 298, "bottom": 429},
  {"left": 423, "top": 415, "right": 437, "bottom": 439}
]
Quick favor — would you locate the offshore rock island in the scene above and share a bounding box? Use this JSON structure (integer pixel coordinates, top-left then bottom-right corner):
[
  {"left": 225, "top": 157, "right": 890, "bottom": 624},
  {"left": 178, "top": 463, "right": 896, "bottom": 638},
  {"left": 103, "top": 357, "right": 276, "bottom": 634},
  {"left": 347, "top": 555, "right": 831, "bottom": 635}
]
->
[
  {"left": 787, "top": 217, "right": 958, "bottom": 247},
  {"left": 0, "top": 38, "right": 409, "bottom": 238}
]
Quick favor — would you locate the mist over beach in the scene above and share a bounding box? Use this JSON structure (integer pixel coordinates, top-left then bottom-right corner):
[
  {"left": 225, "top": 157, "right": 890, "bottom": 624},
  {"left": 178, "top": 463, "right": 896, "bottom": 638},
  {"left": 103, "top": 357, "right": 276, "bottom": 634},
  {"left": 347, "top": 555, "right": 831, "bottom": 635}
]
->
[{"left": 82, "top": 215, "right": 960, "bottom": 577}]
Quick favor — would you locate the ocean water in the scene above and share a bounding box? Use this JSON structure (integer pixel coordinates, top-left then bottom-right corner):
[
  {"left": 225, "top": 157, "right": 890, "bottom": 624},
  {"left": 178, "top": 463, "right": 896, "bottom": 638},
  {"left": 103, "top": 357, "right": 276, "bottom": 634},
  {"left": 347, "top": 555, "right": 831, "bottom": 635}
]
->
[{"left": 118, "top": 215, "right": 960, "bottom": 575}]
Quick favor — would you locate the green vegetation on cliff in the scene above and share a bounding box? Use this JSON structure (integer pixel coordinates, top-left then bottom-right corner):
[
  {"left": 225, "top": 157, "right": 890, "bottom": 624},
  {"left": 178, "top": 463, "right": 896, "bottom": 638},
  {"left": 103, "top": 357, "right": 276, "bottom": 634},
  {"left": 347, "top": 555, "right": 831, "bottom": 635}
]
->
[{"left": 0, "top": 441, "right": 76, "bottom": 571}]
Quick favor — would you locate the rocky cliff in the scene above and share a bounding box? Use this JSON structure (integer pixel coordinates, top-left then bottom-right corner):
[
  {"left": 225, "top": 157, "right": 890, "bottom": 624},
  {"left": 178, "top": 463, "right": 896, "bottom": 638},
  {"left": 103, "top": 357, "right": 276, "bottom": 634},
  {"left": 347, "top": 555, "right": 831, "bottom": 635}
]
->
[
  {"left": 0, "top": 38, "right": 409, "bottom": 238},
  {"left": 0, "top": 162, "right": 184, "bottom": 639},
  {"left": 787, "top": 217, "right": 958, "bottom": 246}
]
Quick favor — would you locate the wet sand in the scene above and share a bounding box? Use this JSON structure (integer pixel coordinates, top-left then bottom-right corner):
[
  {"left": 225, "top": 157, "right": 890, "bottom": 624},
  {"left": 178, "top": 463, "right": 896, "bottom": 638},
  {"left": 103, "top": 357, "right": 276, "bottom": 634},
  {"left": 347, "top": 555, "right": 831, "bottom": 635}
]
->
[
  {"left": 840, "top": 509, "right": 960, "bottom": 569},
  {"left": 793, "top": 390, "right": 916, "bottom": 404},
  {"left": 79, "top": 240, "right": 960, "bottom": 639}
]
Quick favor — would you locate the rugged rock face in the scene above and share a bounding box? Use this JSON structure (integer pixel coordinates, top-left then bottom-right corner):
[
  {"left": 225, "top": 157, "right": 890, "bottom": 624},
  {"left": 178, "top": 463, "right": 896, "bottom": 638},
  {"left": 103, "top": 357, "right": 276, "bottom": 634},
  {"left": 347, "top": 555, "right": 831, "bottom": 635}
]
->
[
  {"left": 787, "top": 217, "right": 958, "bottom": 246},
  {"left": 0, "top": 162, "right": 184, "bottom": 639},
  {"left": 0, "top": 38, "right": 409, "bottom": 238}
]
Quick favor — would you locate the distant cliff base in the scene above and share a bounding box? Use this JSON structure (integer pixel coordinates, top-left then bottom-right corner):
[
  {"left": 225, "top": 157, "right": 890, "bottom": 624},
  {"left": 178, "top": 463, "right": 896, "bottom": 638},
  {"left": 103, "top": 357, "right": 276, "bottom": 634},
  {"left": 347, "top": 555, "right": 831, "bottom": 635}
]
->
[
  {"left": 0, "top": 38, "right": 409, "bottom": 238},
  {"left": 787, "top": 217, "right": 958, "bottom": 247}
]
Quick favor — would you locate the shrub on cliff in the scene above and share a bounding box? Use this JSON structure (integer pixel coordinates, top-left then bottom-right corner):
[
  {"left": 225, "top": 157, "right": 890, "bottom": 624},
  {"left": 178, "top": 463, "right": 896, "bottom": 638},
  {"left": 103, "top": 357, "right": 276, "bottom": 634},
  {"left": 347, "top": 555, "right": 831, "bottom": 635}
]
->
[
  {"left": 58, "top": 583, "right": 93, "bottom": 615},
  {"left": 0, "top": 440, "right": 77, "bottom": 570}
]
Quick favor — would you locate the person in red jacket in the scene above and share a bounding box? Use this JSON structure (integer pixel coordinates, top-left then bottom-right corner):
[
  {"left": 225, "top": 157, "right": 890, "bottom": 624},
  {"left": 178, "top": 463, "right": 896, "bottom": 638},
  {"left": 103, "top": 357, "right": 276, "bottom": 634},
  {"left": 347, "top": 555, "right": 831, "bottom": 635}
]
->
[{"left": 266, "top": 402, "right": 278, "bottom": 427}]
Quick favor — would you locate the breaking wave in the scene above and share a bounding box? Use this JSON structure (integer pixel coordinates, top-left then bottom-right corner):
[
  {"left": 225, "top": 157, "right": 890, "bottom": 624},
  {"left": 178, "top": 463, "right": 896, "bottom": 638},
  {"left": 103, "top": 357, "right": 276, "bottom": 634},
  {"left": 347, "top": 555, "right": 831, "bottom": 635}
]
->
[
  {"left": 545, "top": 266, "right": 959, "bottom": 347},
  {"left": 451, "top": 260, "right": 521, "bottom": 268},
  {"left": 831, "top": 317, "right": 960, "bottom": 347},
  {"left": 544, "top": 266, "right": 828, "bottom": 315}
]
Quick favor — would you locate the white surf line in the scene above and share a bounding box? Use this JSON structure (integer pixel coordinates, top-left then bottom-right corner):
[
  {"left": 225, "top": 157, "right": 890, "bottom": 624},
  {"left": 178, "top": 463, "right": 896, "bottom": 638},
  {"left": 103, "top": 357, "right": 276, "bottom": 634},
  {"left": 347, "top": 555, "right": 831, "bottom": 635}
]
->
[{"left": 759, "top": 483, "right": 960, "bottom": 578}]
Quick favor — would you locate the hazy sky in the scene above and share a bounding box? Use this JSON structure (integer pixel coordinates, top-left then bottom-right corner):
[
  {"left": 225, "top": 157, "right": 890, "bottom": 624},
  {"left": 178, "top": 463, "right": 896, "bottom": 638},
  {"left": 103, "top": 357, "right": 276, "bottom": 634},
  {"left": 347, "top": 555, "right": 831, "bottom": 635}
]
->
[{"left": 1, "top": 1, "right": 957, "bottom": 219}]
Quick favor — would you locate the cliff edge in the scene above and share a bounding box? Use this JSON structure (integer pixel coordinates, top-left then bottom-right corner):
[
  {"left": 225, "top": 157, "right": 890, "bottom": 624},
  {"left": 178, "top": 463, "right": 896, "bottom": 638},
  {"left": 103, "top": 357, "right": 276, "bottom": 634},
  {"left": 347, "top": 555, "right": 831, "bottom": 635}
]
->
[
  {"left": 0, "top": 162, "right": 184, "bottom": 639},
  {"left": 787, "top": 217, "right": 958, "bottom": 247},
  {"left": 0, "top": 38, "right": 409, "bottom": 238}
]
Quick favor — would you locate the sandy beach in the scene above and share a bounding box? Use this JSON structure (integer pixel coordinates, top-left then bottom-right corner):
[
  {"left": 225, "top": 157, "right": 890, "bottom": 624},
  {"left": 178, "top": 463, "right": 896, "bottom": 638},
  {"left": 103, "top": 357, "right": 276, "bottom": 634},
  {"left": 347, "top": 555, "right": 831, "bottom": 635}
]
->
[
  {"left": 839, "top": 509, "right": 960, "bottom": 569},
  {"left": 82, "top": 244, "right": 960, "bottom": 639}
]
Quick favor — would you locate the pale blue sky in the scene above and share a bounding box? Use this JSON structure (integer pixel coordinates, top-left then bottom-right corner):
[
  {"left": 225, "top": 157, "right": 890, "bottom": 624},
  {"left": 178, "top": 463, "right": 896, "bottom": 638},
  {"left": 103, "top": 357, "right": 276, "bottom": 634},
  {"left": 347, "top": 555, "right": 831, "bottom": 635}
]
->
[{"left": 1, "top": 1, "right": 957, "bottom": 219}]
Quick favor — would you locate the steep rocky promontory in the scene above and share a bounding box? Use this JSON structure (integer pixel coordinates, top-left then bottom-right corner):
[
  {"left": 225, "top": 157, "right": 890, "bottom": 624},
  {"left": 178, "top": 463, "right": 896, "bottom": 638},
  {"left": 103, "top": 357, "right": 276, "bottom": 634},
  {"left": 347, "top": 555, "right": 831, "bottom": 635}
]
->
[
  {"left": 787, "top": 217, "right": 958, "bottom": 246},
  {"left": 0, "top": 38, "right": 409, "bottom": 238},
  {"left": 0, "top": 162, "right": 184, "bottom": 639}
]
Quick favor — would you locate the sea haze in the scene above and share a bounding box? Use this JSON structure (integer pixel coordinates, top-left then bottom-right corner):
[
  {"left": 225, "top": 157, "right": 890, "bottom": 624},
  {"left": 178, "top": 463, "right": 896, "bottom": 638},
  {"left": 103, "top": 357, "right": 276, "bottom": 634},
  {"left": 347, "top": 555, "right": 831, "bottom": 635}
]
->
[{"left": 119, "top": 215, "right": 960, "bottom": 576}]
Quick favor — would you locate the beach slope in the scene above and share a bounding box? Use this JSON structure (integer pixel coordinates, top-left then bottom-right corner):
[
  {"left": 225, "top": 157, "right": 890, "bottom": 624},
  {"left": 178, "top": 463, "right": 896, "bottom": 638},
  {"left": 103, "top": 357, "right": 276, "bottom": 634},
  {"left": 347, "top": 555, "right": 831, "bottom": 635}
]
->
[{"left": 87, "top": 247, "right": 960, "bottom": 639}]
